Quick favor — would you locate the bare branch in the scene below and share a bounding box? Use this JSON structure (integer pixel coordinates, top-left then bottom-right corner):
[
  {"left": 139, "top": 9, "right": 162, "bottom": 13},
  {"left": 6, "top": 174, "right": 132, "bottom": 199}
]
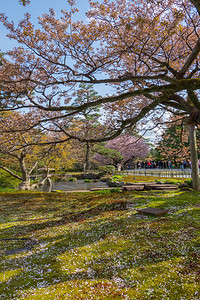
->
[
  {"left": 0, "top": 166, "right": 22, "bottom": 180},
  {"left": 177, "top": 39, "right": 200, "bottom": 78}
]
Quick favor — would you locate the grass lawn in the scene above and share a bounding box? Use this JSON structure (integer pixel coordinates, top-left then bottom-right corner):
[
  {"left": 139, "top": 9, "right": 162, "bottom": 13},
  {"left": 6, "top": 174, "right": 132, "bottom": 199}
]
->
[
  {"left": 123, "top": 175, "right": 188, "bottom": 183},
  {"left": 0, "top": 189, "right": 199, "bottom": 299}
]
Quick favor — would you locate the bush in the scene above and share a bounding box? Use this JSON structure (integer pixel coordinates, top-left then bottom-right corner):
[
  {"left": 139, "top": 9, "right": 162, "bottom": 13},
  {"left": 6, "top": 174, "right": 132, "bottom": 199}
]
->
[
  {"left": 84, "top": 179, "right": 92, "bottom": 183},
  {"left": 0, "top": 170, "right": 20, "bottom": 189},
  {"left": 98, "top": 165, "right": 115, "bottom": 174},
  {"left": 180, "top": 178, "right": 193, "bottom": 188},
  {"left": 184, "top": 178, "right": 193, "bottom": 186},
  {"left": 68, "top": 177, "right": 77, "bottom": 182},
  {"left": 111, "top": 175, "right": 123, "bottom": 182}
]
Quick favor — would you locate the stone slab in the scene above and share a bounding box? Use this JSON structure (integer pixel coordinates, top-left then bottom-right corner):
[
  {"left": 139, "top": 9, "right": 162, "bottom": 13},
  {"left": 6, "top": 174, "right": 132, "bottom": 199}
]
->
[
  {"left": 137, "top": 207, "right": 168, "bottom": 217},
  {"left": 5, "top": 247, "right": 31, "bottom": 255},
  {"left": 145, "top": 184, "right": 178, "bottom": 190},
  {"left": 122, "top": 185, "right": 144, "bottom": 191},
  {"left": 1, "top": 238, "right": 37, "bottom": 256},
  {"left": 126, "top": 183, "right": 146, "bottom": 186},
  {"left": 153, "top": 186, "right": 178, "bottom": 190}
]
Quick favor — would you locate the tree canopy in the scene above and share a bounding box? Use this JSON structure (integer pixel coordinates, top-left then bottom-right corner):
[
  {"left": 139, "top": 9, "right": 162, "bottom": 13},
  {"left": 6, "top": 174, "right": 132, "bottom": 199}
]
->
[
  {"left": 156, "top": 119, "right": 191, "bottom": 163},
  {"left": 95, "top": 134, "right": 149, "bottom": 168},
  {"left": 0, "top": 0, "right": 200, "bottom": 144},
  {"left": 0, "top": 111, "right": 74, "bottom": 189}
]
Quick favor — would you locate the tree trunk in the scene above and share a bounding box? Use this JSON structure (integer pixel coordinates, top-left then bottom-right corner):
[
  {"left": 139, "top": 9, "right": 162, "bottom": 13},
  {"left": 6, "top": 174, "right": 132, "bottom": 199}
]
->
[
  {"left": 85, "top": 142, "right": 90, "bottom": 171},
  {"left": 46, "top": 177, "right": 52, "bottom": 192},
  {"left": 18, "top": 154, "right": 31, "bottom": 190},
  {"left": 188, "top": 123, "right": 200, "bottom": 190},
  {"left": 31, "top": 172, "right": 51, "bottom": 191},
  {"left": 117, "top": 163, "right": 122, "bottom": 171}
]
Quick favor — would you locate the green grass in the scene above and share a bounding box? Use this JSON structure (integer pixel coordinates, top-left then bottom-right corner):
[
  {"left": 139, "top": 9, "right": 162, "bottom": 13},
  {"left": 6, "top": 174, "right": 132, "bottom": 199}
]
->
[
  {"left": 0, "top": 190, "right": 199, "bottom": 299},
  {"left": 123, "top": 175, "right": 187, "bottom": 183}
]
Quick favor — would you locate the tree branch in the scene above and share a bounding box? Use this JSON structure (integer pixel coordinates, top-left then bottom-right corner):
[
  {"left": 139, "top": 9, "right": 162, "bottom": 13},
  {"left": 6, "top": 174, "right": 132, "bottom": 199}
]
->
[
  {"left": 0, "top": 166, "right": 22, "bottom": 180},
  {"left": 190, "top": 0, "right": 200, "bottom": 16},
  {"left": 177, "top": 38, "right": 200, "bottom": 78}
]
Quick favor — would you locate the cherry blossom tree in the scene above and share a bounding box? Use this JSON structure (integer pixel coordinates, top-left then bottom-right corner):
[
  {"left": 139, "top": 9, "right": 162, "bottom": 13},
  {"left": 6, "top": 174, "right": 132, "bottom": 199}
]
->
[
  {"left": 1, "top": 0, "right": 200, "bottom": 188},
  {"left": 95, "top": 134, "right": 149, "bottom": 170}
]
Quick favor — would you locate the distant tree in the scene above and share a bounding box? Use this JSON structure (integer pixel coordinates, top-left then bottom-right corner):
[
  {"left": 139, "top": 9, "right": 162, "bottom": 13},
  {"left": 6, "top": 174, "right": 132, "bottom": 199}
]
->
[
  {"left": 0, "top": 112, "right": 72, "bottom": 190},
  {"left": 72, "top": 83, "right": 102, "bottom": 170},
  {"left": 155, "top": 119, "right": 200, "bottom": 166},
  {"left": 95, "top": 134, "right": 149, "bottom": 170}
]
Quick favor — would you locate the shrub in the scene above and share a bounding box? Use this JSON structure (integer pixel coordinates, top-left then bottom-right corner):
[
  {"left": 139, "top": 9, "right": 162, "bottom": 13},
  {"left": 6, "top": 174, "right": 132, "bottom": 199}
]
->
[
  {"left": 111, "top": 175, "right": 123, "bottom": 182},
  {"left": 182, "top": 178, "right": 193, "bottom": 187},
  {"left": 98, "top": 165, "right": 116, "bottom": 174},
  {"left": 0, "top": 170, "right": 20, "bottom": 189},
  {"left": 68, "top": 177, "right": 77, "bottom": 182},
  {"left": 84, "top": 179, "right": 92, "bottom": 183}
]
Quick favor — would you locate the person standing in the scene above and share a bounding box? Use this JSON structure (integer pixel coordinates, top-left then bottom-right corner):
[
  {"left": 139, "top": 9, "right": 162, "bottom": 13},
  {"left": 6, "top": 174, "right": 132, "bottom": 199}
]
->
[
  {"left": 168, "top": 160, "right": 172, "bottom": 169},
  {"left": 180, "top": 161, "right": 184, "bottom": 171},
  {"left": 183, "top": 160, "right": 187, "bottom": 169}
]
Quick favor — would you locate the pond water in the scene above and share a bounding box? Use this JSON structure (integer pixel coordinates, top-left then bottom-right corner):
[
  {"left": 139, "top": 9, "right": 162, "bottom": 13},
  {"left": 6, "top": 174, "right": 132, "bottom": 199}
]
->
[{"left": 38, "top": 179, "right": 109, "bottom": 192}]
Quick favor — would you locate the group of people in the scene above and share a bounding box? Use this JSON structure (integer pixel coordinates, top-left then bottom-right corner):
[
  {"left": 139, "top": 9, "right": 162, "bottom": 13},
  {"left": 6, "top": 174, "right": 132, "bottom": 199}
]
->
[{"left": 135, "top": 160, "right": 188, "bottom": 170}]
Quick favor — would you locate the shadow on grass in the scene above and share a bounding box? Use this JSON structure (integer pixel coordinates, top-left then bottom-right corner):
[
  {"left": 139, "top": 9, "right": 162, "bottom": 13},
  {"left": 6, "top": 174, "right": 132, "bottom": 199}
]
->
[{"left": 0, "top": 191, "right": 199, "bottom": 299}]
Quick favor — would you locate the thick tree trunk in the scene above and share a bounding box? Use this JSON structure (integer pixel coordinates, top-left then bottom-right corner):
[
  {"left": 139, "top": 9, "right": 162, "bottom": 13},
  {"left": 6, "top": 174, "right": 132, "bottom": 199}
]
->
[
  {"left": 117, "top": 163, "right": 122, "bottom": 171},
  {"left": 18, "top": 179, "right": 31, "bottom": 190},
  {"left": 85, "top": 142, "right": 90, "bottom": 171},
  {"left": 46, "top": 177, "right": 52, "bottom": 192},
  {"left": 18, "top": 155, "right": 31, "bottom": 190},
  {"left": 188, "top": 123, "right": 200, "bottom": 190},
  {"left": 31, "top": 173, "right": 52, "bottom": 191}
]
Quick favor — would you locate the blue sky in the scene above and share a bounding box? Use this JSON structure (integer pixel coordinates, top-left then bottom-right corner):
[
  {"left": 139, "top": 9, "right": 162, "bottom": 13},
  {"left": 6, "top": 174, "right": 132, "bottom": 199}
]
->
[
  {"left": 0, "top": 1, "right": 111, "bottom": 95},
  {"left": 1, "top": 0, "right": 90, "bottom": 52},
  {"left": 0, "top": 0, "right": 159, "bottom": 141}
]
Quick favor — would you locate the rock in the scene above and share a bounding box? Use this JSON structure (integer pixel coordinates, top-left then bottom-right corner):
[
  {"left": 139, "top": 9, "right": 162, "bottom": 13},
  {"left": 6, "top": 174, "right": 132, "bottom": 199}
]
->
[{"left": 137, "top": 207, "right": 168, "bottom": 217}]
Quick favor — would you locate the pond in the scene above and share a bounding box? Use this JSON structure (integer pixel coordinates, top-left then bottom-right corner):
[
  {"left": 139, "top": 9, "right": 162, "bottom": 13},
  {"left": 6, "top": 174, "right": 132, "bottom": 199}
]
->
[{"left": 38, "top": 179, "right": 109, "bottom": 192}]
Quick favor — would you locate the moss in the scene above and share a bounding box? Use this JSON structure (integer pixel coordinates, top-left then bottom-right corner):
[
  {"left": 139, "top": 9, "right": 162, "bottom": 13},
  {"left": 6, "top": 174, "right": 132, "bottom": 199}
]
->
[{"left": 0, "top": 190, "right": 199, "bottom": 299}]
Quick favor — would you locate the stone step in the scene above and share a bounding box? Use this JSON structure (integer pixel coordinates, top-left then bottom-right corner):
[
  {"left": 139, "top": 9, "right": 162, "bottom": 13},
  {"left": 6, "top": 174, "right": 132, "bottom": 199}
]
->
[
  {"left": 145, "top": 184, "right": 178, "bottom": 190},
  {"left": 153, "top": 186, "right": 178, "bottom": 190},
  {"left": 122, "top": 185, "right": 145, "bottom": 191},
  {"left": 126, "top": 182, "right": 146, "bottom": 186}
]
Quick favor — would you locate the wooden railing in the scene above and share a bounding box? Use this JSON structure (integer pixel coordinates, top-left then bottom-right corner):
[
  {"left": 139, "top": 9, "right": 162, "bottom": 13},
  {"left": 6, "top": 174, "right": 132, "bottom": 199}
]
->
[{"left": 121, "top": 169, "right": 192, "bottom": 178}]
